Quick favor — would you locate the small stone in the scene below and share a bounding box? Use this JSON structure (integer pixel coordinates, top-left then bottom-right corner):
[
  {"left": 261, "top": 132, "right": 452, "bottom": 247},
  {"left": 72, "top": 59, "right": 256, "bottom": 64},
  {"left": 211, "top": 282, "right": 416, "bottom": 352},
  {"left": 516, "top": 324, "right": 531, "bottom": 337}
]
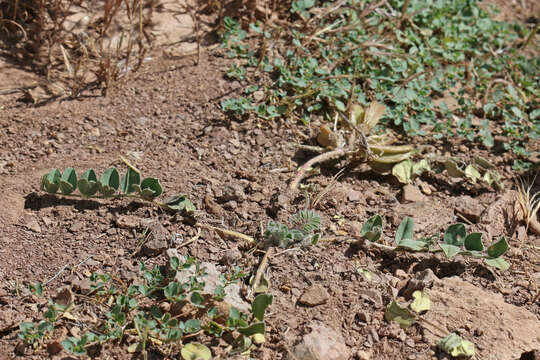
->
[
  {"left": 25, "top": 217, "right": 41, "bottom": 233},
  {"left": 115, "top": 215, "right": 140, "bottom": 229},
  {"left": 395, "top": 269, "right": 408, "bottom": 279},
  {"left": 516, "top": 226, "right": 527, "bottom": 242},
  {"left": 401, "top": 184, "right": 426, "bottom": 203},
  {"left": 221, "top": 184, "right": 246, "bottom": 203},
  {"left": 292, "top": 322, "right": 351, "bottom": 360},
  {"left": 358, "top": 288, "right": 383, "bottom": 307},
  {"left": 221, "top": 248, "right": 242, "bottom": 265},
  {"left": 291, "top": 287, "right": 301, "bottom": 297},
  {"left": 357, "top": 350, "right": 372, "bottom": 360},
  {"left": 418, "top": 181, "right": 432, "bottom": 195},
  {"left": 347, "top": 189, "right": 362, "bottom": 202},
  {"left": 42, "top": 216, "right": 53, "bottom": 226},
  {"left": 71, "top": 277, "right": 92, "bottom": 295},
  {"left": 253, "top": 90, "right": 265, "bottom": 102},
  {"left": 298, "top": 284, "right": 330, "bottom": 307},
  {"left": 349, "top": 221, "right": 364, "bottom": 237},
  {"left": 69, "top": 221, "right": 84, "bottom": 233},
  {"left": 357, "top": 311, "right": 371, "bottom": 323},
  {"left": 454, "top": 195, "right": 484, "bottom": 223}
]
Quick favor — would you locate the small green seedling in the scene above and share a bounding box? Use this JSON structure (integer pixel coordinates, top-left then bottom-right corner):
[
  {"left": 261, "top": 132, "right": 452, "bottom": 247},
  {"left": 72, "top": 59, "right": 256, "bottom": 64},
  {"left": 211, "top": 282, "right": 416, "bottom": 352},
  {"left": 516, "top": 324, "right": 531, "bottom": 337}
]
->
[
  {"left": 41, "top": 166, "right": 195, "bottom": 213},
  {"left": 360, "top": 215, "right": 509, "bottom": 270},
  {"left": 265, "top": 210, "right": 321, "bottom": 247}
]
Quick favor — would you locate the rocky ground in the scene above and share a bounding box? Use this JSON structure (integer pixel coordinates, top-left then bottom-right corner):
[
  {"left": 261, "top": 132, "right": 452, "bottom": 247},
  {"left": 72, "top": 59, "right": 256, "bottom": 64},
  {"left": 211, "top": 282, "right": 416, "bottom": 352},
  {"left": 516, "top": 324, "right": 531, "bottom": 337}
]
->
[{"left": 0, "top": 0, "right": 538, "bottom": 359}]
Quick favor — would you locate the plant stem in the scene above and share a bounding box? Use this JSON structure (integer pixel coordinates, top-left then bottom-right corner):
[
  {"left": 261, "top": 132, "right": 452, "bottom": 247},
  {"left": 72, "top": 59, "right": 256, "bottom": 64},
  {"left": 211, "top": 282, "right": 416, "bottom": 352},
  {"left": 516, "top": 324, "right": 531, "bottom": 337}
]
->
[{"left": 522, "top": 21, "right": 539, "bottom": 50}]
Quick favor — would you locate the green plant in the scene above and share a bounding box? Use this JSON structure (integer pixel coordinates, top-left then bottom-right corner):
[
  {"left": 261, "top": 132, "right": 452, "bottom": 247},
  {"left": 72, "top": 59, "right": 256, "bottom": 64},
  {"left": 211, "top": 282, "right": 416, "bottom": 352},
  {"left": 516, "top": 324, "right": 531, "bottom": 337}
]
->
[
  {"left": 18, "top": 300, "right": 67, "bottom": 348},
  {"left": 264, "top": 210, "right": 322, "bottom": 247},
  {"left": 360, "top": 215, "right": 509, "bottom": 270},
  {"left": 18, "top": 255, "right": 272, "bottom": 357},
  {"left": 40, "top": 166, "right": 195, "bottom": 213},
  {"left": 220, "top": 0, "right": 539, "bottom": 171}
]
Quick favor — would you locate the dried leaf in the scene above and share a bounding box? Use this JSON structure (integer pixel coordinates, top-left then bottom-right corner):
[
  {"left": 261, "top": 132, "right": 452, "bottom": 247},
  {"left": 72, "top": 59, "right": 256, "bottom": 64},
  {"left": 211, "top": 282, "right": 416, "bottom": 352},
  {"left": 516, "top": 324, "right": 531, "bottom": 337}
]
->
[{"left": 361, "top": 101, "right": 386, "bottom": 133}]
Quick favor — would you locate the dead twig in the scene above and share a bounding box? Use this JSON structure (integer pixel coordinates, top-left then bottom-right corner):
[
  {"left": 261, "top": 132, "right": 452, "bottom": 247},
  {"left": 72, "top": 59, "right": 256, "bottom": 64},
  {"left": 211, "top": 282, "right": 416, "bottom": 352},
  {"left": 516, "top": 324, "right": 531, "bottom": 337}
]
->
[
  {"left": 290, "top": 148, "right": 354, "bottom": 190},
  {"left": 249, "top": 247, "right": 273, "bottom": 299},
  {"left": 197, "top": 223, "right": 255, "bottom": 243}
]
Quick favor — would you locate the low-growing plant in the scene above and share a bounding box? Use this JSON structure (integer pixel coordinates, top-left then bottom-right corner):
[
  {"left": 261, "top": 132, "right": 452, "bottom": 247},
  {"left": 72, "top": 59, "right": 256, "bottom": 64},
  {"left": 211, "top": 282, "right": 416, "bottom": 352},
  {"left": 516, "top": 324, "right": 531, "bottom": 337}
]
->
[
  {"left": 18, "top": 255, "right": 272, "bottom": 358},
  {"left": 40, "top": 165, "right": 195, "bottom": 213},
  {"left": 264, "top": 210, "right": 322, "bottom": 247},
  {"left": 220, "top": 0, "right": 539, "bottom": 172},
  {"left": 360, "top": 215, "right": 510, "bottom": 270},
  {"left": 18, "top": 300, "right": 68, "bottom": 348},
  {"left": 291, "top": 101, "right": 504, "bottom": 189}
]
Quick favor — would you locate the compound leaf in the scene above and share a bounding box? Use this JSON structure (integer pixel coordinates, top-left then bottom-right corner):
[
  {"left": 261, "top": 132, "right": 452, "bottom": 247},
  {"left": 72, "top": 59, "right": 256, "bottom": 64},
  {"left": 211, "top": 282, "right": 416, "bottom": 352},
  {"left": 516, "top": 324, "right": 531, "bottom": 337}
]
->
[
  {"left": 438, "top": 333, "right": 475, "bottom": 357},
  {"left": 440, "top": 244, "right": 461, "bottom": 259},
  {"left": 361, "top": 215, "right": 383, "bottom": 242},
  {"left": 238, "top": 322, "right": 265, "bottom": 336},
  {"left": 484, "top": 257, "right": 510, "bottom": 271},
  {"left": 164, "top": 195, "right": 196, "bottom": 213},
  {"left": 397, "top": 238, "right": 428, "bottom": 251}
]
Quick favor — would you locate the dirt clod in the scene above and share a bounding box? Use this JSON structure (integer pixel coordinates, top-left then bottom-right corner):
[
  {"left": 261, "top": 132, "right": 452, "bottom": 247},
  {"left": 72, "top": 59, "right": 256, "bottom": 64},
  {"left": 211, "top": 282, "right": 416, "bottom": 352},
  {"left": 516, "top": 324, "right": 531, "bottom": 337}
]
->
[{"left": 298, "top": 284, "right": 330, "bottom": 307}]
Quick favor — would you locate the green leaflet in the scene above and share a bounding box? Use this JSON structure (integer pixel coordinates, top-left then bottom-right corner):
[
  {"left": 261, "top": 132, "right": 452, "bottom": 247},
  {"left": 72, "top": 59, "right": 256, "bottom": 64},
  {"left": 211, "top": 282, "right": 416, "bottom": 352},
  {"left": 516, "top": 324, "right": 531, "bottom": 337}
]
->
[{"left": 99, "top": 167, "right": 120, "bottom": 196}]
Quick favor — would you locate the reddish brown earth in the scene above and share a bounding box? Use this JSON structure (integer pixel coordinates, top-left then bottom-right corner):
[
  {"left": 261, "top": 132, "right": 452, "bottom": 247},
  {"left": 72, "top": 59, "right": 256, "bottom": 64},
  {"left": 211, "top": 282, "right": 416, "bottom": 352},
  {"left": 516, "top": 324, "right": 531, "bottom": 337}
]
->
[{"left": 0, "top": 1, "right": 539, "bottom": 359}]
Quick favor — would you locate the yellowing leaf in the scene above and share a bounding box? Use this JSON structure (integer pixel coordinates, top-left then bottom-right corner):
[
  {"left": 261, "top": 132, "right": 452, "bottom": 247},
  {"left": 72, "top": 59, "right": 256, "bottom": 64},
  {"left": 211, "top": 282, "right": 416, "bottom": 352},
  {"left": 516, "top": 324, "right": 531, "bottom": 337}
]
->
[
  {"left": 317, "top": 125, "right": 339, "bottom": 148},
  {"left": 252, "top": 333, "right": 266, "bottom": 345},
  {"left": 445, "top": 160, "right": 465, "bottom": 178},
  {"left": 62, "top": 312, "right": 78, "bottom": 321},
  {"left": 392, "top": 160, "right": 413, "bottom": 184},
  {"left": 438, "top": 333, "right": 475, "bottom": 357},
  {"left": 181, "top": 343, "right": 212, "bottom": 360},
  {"left": 357, "top": 268, "right": 372, "bottom": 281},
  {"left": 410, "top": 290, "right": 431, "bottom": 313},
  {"left": 127, "top": 343, "right": 140, "bottom": 353},
  {"left": 384, "top": 301, "right": 416, "bottom": 329},
  {"left": 412, "top": 159, "right": 430, "bottom": 175},
  {"left": 464, "top": 165, "right": 481, "bottom": 184}
]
